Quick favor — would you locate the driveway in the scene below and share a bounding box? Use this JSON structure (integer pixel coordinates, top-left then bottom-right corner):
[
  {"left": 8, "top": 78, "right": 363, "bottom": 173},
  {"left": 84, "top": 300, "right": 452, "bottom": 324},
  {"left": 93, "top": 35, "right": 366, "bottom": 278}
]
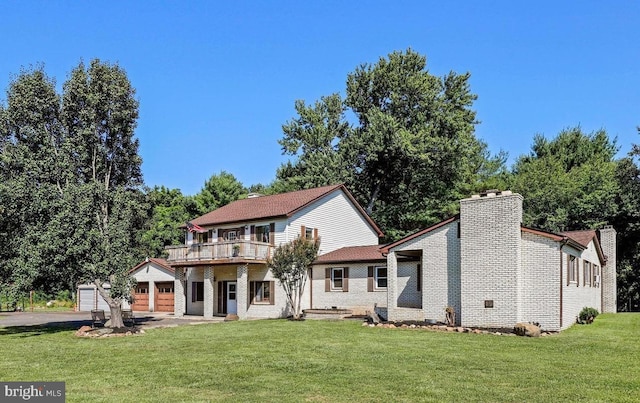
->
[{"left": 0, "top": 311, "right": 222, "bottom": 329}]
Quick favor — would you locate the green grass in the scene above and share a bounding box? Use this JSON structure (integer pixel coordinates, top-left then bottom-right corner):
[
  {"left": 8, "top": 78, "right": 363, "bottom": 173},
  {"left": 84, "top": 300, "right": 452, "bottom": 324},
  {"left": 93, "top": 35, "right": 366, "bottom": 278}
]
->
[{"left": 1, "top": 314, "right": 639, "bottom": 402}]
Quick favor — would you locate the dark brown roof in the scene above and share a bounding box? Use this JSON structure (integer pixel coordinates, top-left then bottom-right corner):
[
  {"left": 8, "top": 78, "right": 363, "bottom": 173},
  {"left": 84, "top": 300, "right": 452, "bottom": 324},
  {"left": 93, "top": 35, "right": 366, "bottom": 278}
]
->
[
  {"left": 189, "top": 184, "right": 383, "bottom": 236},
  {"left": 561, "top": 230, "right": 597, "bottom": 248},
  {"left": 129, "top": 258, "right": 174, "bottom": 274},
  {"left": 314, "top": 245, "right": 385, "bottom": 264}
]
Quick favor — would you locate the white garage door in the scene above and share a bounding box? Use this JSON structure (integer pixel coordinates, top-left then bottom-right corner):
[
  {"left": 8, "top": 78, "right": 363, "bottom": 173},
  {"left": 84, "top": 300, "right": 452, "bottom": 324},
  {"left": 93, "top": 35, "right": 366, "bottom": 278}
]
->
[{"left": 78, "top": 287, "right": 96, "bottom": 311}]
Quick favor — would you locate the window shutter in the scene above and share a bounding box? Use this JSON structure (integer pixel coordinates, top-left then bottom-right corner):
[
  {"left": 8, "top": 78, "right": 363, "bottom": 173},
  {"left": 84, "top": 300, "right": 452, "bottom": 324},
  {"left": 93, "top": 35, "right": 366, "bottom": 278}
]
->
[
  {"left": 367, "top": 266, "right": 374, "bottom": 292},
  {"left": 250, "top": 225, "right": 256, "bottom": 241},
  {"left": 325, "top": 268, "right": 331, "bottom": 292},
  {"left": 343, "top": 267, "right": 349, "bottom": 292},
  {"left": 576, "top": 259, "right": 580, "bottom": 287},
  {"left": 301, "top": 225, "right": 306, "bottom": 239},
  {"left": 566, "top": 255, "right": 570, "bottom": 286},
  {"left": 240, "top": 226, "right": 245, "bottom": 238},
  {"left": 313, "top": 228, "right": 318, "bottom": 240},
  {"left": 269, "top": 281, "right": 275, "bottom": 305},
  {"left": 269, "top": 223, "right": 275, "bottom": 245},
  {"left": 191, "top": 282, "right": 196, "bottom": 303},
  {"left": 417, "top": 264, "right": 422, "bottom": 291},
  {"left": 249, "top": 281, "right": 255, "bottom": 304}
]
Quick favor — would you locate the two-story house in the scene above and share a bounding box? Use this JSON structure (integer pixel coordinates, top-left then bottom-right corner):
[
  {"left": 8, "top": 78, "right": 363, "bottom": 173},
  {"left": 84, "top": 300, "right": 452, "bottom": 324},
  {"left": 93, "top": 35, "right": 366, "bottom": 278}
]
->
[{"left": 165, "top": 184, "right": 383, "bottom": 319}]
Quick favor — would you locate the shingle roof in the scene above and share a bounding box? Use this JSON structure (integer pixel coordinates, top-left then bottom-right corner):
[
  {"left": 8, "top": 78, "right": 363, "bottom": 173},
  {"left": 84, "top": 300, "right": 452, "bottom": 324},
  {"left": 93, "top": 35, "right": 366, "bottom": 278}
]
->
[
  {"left": 129, "top": 258, "right": 174, "bottom": 274},
  {"left": 189, "top": 184, "right": 383, "bottom": 236},
  {"left": 561, "top": 230, "right": 597, "bottom": 248},
  {"left": 315, "top": 245, "right": 385, "bottom": 264}
]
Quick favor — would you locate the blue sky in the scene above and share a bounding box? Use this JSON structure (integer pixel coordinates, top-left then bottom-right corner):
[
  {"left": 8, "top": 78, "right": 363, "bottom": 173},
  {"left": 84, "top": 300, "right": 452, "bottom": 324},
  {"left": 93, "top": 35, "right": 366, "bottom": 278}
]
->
[{"left": 1, "top": 1, "right": 638, "bottom": 195}]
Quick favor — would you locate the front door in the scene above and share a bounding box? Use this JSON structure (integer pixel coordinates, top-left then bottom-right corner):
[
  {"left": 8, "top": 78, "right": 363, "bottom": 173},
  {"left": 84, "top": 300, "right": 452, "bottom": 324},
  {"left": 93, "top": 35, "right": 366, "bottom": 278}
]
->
[{"left": 227, "top": 282, "right": 237, "bottom": 314}]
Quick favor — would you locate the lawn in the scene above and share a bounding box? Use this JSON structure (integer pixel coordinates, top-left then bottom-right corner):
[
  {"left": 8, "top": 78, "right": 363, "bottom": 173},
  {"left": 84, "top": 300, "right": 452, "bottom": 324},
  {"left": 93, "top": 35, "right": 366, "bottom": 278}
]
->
[{"left": 1, "top": 314, "right": 638, "bottom": 402}]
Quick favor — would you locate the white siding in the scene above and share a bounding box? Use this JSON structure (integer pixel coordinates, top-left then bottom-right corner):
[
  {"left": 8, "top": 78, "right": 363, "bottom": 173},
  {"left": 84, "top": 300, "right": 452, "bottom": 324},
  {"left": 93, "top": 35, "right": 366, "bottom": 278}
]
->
[{"left": 287, "top": 190, "right": 379, "bottom": 254}]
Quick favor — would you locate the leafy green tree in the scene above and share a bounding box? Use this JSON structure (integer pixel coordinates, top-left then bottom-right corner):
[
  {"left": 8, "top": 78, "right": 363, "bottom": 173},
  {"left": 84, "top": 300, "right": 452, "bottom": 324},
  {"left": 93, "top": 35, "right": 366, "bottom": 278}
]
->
[
  {"left": 0, "top": 60, "right": 144, "bottom": 327},
  {"left": 268, "top": 236, "right": 320, "bottom": 320},
  {"left": 194, "top": 171, "right": 246, "bottom": 215},
  {"left": 276, "top": 49, "right": 499, "bottom": 240},
  {"left": 140, "top": 186, "right": 191, "bottom": 257},
  {"left": 60, "top": 59, "right": 144, "bottom": 327},
  {"left": 511, "top": 127, "right": 619, "bottom": 232}
]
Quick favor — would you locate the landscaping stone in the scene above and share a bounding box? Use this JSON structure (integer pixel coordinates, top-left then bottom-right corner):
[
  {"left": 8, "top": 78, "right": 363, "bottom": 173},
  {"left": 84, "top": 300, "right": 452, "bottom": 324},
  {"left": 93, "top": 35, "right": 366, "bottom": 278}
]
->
[
  {"left": 224, "top": 314, "right": 239, "bottom": 321},
  {"left": 514, "top": 322, "right": 541, "bottom": 337}
]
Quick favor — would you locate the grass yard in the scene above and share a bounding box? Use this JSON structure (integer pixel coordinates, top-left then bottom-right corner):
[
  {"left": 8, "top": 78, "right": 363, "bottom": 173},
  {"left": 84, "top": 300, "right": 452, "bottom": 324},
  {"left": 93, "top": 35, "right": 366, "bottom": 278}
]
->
[{"left": 0, "top": 314, "right": 639, "bottom": 402}]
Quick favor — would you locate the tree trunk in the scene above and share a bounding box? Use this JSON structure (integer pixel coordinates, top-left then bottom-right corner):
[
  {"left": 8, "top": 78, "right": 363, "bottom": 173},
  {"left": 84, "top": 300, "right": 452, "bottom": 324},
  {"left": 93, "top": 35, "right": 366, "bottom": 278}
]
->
[{"left": 94, "top": 279, "right": 125, "bottom": 328}]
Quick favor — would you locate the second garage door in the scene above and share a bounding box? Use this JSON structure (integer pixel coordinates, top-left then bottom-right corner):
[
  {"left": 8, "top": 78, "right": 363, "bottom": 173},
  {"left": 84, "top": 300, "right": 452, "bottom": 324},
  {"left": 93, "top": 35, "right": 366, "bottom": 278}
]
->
[{"left": 155, "top": 282, "right": 175, "bottom": 312}]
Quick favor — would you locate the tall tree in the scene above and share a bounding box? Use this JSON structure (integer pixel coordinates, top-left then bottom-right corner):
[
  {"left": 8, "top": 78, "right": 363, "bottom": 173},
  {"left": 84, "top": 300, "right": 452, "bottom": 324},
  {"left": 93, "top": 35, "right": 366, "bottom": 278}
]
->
[
  {"left": 0, "top": 60, "right": 145, "bottom": 326},
  {"left": 140, "top": 186, "right": 191, "bottom": 258},
  {"left": 276, "top": 49, "right": 497, "bottom": 240},
  {"left": 511, "top": 127, "right": 619, "bottom": 232},
  {"left": 60, "top": 59, "right": 144, "bottom": 327}
]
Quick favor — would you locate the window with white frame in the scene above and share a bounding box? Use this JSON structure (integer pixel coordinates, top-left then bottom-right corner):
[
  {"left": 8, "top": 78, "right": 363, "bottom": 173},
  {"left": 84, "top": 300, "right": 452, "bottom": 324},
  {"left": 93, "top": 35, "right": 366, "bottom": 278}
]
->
[
  {"left": 568, "top": 256, "right": 578, "bottom": 284},
  {"left": 250, "top": 281, "right": 272, "bottom": 304},
  {"left": 305, "top": 227, "right": 314, "bottom": 240},
  {"left": 584, "top": 261, "right": 592, "bottom": 287},
  {"left": 225, "top": 230, "right": 238, "bottom": 241},
  {"left": 375, "top": 267, "right": 387, "bottom": 288},
  {"left": 593, "top": 265, "right": 600, "bottom": 287},
  {"left": 331, "top": 268, "right": 344, "bottom": 290}
]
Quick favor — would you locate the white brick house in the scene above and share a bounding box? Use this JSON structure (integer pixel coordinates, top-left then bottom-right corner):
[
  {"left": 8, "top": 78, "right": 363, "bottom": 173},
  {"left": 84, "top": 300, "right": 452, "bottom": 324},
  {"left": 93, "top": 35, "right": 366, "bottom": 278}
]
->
[
  {"left": 313, "top": 190, "right": 616, "bottom": 331},
  {"left": 165, "top": 184, "right": 383, "bottom": 319},
  {"left": 166, "top": 185, "right": 615, "bottom": 330}
]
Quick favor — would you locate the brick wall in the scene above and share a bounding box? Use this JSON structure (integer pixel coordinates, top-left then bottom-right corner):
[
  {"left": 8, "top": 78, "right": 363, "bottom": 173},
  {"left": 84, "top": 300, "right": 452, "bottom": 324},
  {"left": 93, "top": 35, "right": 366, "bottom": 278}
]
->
[
  {"left": 520, "top": 232, "right": 561, "bottom": 330},
  {"left": 460, "top": 192, "right": 523, "bottom": 328},
  {"left": 600, "top": 226, "right": 617, "bottom": 313},
  {"left": 174, "top": 268, "right": 185, "bottom": 317}
]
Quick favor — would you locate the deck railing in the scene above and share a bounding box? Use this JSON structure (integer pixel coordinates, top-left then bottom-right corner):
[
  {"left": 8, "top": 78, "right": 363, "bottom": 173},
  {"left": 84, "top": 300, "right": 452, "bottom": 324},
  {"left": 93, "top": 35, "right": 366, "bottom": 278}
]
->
[{"left": 165, "top": 240, "right": 272, "bottom": 263}]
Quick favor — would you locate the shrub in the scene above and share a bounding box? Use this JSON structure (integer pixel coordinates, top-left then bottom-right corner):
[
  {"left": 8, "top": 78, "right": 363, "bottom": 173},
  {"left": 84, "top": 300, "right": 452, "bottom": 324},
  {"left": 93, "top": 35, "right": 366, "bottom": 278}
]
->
[{"left": 578, "top": 307, "right": 599, "bottom": 324}]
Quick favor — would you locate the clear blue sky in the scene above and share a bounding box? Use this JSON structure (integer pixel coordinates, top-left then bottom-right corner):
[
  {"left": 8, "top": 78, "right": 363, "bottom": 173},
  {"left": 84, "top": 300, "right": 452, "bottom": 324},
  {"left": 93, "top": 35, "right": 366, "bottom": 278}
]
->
[{"left": 1, "top": 1, "right": 638, "bottom": 195}]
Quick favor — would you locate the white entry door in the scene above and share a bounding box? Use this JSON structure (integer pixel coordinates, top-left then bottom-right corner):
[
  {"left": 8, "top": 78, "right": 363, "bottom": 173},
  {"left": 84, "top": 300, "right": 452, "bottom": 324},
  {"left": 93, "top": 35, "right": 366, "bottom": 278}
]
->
[{"left": 227, "top": 282, "right": 237, "bottom": 314}]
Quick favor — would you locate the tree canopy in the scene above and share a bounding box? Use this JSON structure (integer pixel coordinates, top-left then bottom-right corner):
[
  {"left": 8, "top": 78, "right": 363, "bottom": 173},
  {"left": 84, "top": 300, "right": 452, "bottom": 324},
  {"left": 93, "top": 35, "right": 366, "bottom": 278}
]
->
[{"left": 275, "top": 49, "right": 502, "bottom": 240}]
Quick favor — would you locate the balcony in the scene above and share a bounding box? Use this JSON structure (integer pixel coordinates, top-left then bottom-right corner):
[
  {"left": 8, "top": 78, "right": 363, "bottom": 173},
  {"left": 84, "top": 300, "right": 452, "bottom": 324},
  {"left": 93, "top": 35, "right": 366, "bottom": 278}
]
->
[{"left": 165, "top": 240, "right": 273, "bottom": 265}]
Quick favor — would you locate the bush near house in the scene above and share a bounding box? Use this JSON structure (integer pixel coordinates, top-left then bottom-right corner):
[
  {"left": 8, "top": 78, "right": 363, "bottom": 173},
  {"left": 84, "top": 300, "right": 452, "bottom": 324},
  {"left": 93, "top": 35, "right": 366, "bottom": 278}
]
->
[{"left": 578, "top": 307, "right": 599, "bottom": 324}]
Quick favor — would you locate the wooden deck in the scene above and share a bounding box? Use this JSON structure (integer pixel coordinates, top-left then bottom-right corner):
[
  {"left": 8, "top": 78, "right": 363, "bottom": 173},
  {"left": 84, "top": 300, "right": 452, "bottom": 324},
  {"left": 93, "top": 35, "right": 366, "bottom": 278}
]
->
[{"left": 165, "top": 240, "right": 272, "bottom": 265}]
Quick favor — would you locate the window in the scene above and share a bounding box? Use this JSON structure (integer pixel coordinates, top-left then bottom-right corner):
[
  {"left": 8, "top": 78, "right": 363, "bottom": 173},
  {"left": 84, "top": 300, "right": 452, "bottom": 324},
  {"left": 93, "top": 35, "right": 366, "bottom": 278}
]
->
[
  {"left": 135, "top": 286, "right": 148, "bottom": 294},
  {"left": 255, "top": 225, "right": 271, "bottom": 243},
  {"left": 196, "top": 231, "right": 209, "bottom": 244},
  {"left": 568, "top": 256, "right": 578, "bottom": 284},
  {"left": 158, "top": 285, "right": 174, "bottom": 293},
  {"left": 225, "top": 230, "right": 238, "bottom": 241},
  {"left": 305, "top": 227, "right": 314, "bottom": 240},
  {"left": 332, "top": 268, "right": 344, "bottom": 290},
  {"left": 584, "top": 261, "right": 592, "bottom": 287},
  {"left": 301, "top": 225, "right": 317, "bottom": 240},
  {"left": 326, "top": 267, "right": 349, "bottom": 292},
  {"left": 593, "top": 265, "right": 600, "bottom": 288},
  {"left": 375, "top": 267, "right": 387, "bottom": 289},
  {"left": 250, "top": 281, "right": 273, "bottom": 304},
  {"left": 192, "top": 281, "right": 204, "bottom": 302}
]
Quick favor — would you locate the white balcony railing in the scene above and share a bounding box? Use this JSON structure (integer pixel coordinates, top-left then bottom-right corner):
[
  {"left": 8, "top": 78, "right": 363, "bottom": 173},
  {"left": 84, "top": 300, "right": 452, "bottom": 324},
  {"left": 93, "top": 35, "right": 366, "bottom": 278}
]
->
[{"left": 165, "top": 240, "right": 272, "bottom": 263}]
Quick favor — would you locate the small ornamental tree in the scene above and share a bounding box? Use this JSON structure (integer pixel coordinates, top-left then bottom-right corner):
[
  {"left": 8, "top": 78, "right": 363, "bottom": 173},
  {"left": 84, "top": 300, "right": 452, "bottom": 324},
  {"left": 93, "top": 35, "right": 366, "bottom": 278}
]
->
[{"left": 268, "top": 236, "right": 320, "bottom": 320}]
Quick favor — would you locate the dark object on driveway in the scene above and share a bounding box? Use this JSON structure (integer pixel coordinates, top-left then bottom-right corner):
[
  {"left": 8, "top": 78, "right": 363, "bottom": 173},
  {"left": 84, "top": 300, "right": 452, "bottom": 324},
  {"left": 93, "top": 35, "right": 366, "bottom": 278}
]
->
[{"left": 91, "top": 309, "right": 106, "bottom": 328}]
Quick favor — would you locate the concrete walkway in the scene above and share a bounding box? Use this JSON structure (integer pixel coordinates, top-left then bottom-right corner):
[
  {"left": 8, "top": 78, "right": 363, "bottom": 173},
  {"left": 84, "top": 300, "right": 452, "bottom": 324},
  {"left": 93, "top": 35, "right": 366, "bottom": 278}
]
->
[{"left": 0, "top": 310, "right": 225, "bottom": 329}]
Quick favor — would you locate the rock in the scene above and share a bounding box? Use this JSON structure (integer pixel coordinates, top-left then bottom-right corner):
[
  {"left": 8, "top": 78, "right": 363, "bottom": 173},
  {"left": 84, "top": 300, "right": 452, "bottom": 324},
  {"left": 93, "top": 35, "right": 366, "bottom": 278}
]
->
[
  {"left": 514, "top": 322, "right": 541, "bottom": 337},
  {"left": 455, "top": 327, "right": 464, "bottom": 333},
  {"left": 409, "top": 324, "right": 416, "bottom": 329},
  {"left": 388, "top": 324, "right": 396, "bottom": 329},
  {"left": 46, "top": 300, "right": 55, "bottom": 307},
  {"left": 368, "top": 310, "right": 382, "bottom": 325},
  {"left": 445, "top": 327, "right": 454, "bottom": 332},
  {"left": 224, "top": 314, "right": 239, "bottom": 321},
  {"left": 362, "top": 321, "right": 369, "bottom": 327},
  {"left": 78, "top": 325, "right": 92, "bottom": 333}
]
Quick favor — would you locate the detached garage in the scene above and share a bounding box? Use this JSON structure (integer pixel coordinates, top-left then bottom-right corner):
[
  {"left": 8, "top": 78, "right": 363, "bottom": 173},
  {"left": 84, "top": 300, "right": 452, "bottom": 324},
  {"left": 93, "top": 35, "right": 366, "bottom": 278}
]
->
[
  {"left": 77, "top": 258, "right": 175, "bottom": 313},
  {"left": 129, "top": 258, "right": 175, "bottom": 312}
]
